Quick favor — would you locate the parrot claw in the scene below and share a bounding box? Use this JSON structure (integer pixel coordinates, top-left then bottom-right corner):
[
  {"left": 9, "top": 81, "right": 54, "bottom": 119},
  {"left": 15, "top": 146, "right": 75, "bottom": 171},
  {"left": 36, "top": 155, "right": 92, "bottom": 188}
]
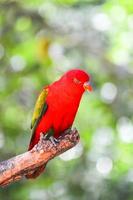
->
[
  {"left": 64, "top": 128, "right": 72, "bottom": 135},
  {"left": 42, "top": 133, "right": 59, "bottom": 147},
  {"left": 73, "top": 127, "right": 78, "bottom": 134},
  {"left": 49, "top": 136, "right": 59, "bottom": 147},
  {"left": 63, "top": 127, "right": 77, "bottom": 135}
]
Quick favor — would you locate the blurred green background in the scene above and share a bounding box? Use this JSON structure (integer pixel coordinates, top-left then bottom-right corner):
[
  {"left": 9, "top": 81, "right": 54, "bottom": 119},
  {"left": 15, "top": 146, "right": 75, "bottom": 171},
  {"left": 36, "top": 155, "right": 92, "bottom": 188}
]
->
[{"left": 0, "top": 0, "right": 133, "bottom": 199}]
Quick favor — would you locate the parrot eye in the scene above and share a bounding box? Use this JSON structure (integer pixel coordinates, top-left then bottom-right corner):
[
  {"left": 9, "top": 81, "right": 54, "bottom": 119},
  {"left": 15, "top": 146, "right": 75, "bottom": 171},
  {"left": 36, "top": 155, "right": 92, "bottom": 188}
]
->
[{"left": 73, "top": 78, "right": 82, "bottom": 84}]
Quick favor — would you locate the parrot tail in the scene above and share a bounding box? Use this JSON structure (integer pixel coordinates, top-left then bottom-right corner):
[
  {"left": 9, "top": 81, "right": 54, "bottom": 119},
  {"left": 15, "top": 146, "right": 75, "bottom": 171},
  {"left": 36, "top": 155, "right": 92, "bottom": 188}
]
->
[{"left": 25, "top": 164, "right": 46, "bottom": 179}]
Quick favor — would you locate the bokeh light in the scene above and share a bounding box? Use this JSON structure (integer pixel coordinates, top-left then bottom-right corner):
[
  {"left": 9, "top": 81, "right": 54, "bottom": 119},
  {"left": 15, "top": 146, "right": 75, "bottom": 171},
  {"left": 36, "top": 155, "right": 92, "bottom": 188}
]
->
[
  {"left": 59, "top": 142, "right": 83, "bottom": 161},
  {"left": 117, "top": 117, "right": 133, "bottom": 143},
  {"left": 91, "top": 13, "right": 111, "bottom": 31},
  {"left": 100, "top": 82, "right": 117, "bottom": 103},
  {"left": 96, "top": 157, "right": 113, "bottom": 175},
  {"left": 10, "top": 55, "right": 26, "bottom": 72}
]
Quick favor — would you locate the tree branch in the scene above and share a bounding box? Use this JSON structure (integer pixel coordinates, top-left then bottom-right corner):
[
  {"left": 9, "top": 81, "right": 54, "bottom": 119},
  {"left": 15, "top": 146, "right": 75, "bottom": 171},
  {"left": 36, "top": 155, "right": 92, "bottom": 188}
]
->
[{"left": 0, "top": 128, "right": 79, "bottom": 187}]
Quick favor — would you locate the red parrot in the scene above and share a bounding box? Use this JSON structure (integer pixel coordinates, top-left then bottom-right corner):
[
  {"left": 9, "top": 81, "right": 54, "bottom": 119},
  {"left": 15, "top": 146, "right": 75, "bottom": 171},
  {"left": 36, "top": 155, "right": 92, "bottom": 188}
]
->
[{"left": 26, "top": 69, "right": 92, "bottom": 179}]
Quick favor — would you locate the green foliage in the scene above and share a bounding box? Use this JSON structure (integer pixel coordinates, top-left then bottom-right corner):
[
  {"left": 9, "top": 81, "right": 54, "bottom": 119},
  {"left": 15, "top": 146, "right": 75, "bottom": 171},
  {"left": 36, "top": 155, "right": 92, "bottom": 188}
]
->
[{"left": 0, "top": 0, "right": 133, "bottom": 199}]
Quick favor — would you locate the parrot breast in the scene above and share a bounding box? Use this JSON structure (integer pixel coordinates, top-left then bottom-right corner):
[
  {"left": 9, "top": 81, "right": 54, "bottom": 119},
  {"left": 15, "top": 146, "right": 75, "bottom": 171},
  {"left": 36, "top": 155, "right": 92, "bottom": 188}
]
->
[{"left": 31, "top": 81, "right": 83, "bottom": 149}]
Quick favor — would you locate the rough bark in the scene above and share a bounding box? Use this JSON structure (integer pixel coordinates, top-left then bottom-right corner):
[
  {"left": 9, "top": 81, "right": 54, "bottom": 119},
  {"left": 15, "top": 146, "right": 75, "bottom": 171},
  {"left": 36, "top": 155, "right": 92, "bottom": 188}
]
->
[{"left": 0, "top": 128, "right": 79, "bottom": 187}]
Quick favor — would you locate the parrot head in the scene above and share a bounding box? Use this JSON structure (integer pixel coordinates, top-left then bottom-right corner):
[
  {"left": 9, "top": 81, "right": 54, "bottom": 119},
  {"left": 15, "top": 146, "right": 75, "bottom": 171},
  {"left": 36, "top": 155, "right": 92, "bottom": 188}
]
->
[{"left": 61, "top": 69, "right": 92, "bottom": 93}]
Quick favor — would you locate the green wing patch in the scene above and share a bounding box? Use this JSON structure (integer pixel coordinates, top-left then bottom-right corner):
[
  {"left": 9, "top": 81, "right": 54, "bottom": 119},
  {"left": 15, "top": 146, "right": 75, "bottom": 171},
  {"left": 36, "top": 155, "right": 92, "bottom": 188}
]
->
[{"left": 31, "top": 87, "right": 49, "bottom": 130}]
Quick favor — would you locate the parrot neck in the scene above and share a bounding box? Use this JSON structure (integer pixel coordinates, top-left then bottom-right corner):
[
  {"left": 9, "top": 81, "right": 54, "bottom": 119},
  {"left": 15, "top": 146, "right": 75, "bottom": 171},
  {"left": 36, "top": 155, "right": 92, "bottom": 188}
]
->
[{"left": 57, "top": 78, "right": 84, "bottom": 101}]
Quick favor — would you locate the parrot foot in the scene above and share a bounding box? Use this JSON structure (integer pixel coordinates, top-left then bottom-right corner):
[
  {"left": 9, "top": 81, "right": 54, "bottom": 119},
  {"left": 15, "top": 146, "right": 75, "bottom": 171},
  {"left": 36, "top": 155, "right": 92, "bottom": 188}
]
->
[
  {"left": 63, "top": 128, "right": 72, "bottom": 135},
  {"left": 58, "top": 127, "right": 79, "bottom": 143},
  {"left": 61, "top": 127, "right": 77, "bottom": 137},
  {"left": 41, "top": 133, "right": 59, "bottom": 147},
  {"left": 49, "top": 136, "right": 59, "bottom": 147}
]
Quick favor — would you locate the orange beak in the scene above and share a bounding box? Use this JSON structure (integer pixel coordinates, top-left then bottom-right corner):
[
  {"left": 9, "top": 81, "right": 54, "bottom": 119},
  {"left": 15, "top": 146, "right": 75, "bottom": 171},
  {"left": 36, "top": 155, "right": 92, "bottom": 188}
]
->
[{"left": 83, "top": 81, "right": 93, "bottom": 92}]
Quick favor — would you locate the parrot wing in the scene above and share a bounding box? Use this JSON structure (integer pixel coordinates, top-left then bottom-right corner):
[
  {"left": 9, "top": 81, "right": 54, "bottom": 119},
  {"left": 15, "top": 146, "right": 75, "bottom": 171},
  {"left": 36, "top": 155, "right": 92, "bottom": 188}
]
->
[{"left": 31, "top": 86, "right": 49, "bottom": 134}]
